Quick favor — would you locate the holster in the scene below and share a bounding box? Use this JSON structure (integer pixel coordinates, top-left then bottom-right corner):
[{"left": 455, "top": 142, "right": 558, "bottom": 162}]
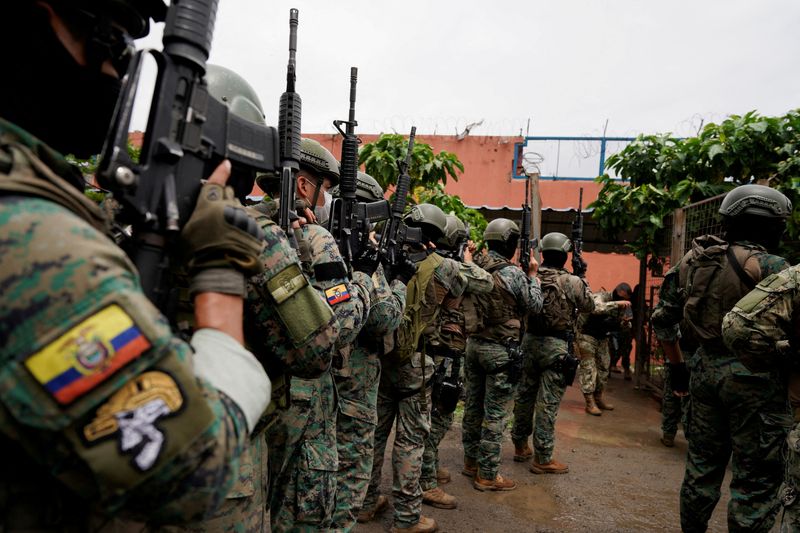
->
[
  {"left": 551, "top": 333, "right": 579, "bottom": 386},
  {"left": 485, "top": 338, "right": 523, "bottom": 386},
  {"left": 432, "top": 355, "right": 462, "bottom": 415}
]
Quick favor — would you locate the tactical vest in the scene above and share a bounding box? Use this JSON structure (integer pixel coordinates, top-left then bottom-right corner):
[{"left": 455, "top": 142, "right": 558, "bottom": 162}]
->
[
  {"left": 528, "top": 266, "right": 575, "bottom": 336},
  {"left": 474, "top": 255, "right": 521, "bottom": 342},
  {"left": 679, "top": 235, "right": 763, "bottom": 348},
  {"left": 387, "top": 252, "right": 445, "bottom": 364}
]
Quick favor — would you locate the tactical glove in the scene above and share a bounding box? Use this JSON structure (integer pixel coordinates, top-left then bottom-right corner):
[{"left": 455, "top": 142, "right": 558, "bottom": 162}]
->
[
  {"left": 668, "top": 361, "right": 690, "bottom": 395},
  {"left": 390, "top": 256, "right": 418, "bottom": 285},
  {"left": 181, "top": 182, "right": 266, "bottom": 296},
  {"left": 352, "top": 246, "right": 380, "bottom": 277}
]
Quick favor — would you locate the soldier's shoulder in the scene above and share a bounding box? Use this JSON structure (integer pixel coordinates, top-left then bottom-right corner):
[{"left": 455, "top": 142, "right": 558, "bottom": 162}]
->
[
  {"left": 300, "top": 224, "right": 341, "bottom": 265},
  {"left": 754, "top": 251, "right": 790, "bottom": 276}
]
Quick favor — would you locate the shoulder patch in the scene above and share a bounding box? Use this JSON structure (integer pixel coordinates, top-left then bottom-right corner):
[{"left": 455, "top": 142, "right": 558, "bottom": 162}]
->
[
  {"left": 24, "top": 304, "right": 151, "bottom": 405},
  {"left": 325, "top": 283, "right": 351, "bottom": 305}
]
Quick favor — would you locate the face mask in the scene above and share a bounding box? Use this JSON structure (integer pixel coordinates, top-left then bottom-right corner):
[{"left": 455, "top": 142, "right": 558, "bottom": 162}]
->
[{"left": 313, "top": 191, "right": 333, "bottom": 226}]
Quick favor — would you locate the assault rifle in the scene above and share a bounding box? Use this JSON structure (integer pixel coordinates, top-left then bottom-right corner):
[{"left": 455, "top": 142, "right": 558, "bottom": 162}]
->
[
  {"left": 97, "top": 0, "right": 281, "bottom": 310},
  {"left": 571, "top": 188, "right": 587, "bottom": 278},
  {"left": 278, "top": 9, "right": 301, "bottom": 246},
  {"left": 377, "top": 127, "right": 422, "bottom": 266},
  {"left": 519, "top": 174, "right": 532, "bottom": 273}
]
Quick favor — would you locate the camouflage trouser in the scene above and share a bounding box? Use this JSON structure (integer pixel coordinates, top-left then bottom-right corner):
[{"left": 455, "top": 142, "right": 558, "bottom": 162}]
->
[
  {"left": 160, "top": 437, "right": 269, "bottom": 533},
  {"left": 420, "top": 354, "right": 462, "bottom": 491},
  {"left": 511, "top": 335, "right": 568, "bottom": 464},
  {"left": 363, "top": 352, "right": 433, "bottom": 529},
  {"left": 331, "top": 347, "right": 381, "bottom": 532},
  {"left": 462, "top": 337, "right": 516, "bottom": 480},
  {"left": 576, "top": 333, "right": 609, "bottom": 395},
  {"left": 780, "top": 425, "right": 800, "bottom": 532},
  {"left": 661, "top": 363, "right": 688, "bottom": 438},
  {"left": 680, "top": 351, "right": 791, "bottom": 533},
  {"left": 267, "top": 372, "right": 339, "bottom": 532}
]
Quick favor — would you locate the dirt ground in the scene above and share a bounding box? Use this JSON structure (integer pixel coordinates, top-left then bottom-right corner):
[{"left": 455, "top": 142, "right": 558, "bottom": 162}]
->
[{"left": 354, "top": 371, "right": 747, "bottom": 533}]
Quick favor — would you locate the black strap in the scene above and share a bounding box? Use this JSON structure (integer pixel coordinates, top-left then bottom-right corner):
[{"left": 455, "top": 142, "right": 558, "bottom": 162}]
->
[
  {"left": 726, "top": 246, "right": 756, "bottom": 290},
  {"left": 314, "top": 261, "right": 348, "bottom": 282},
  {"left": 487, "top": 263, "right": 515, "bottom": 274}
]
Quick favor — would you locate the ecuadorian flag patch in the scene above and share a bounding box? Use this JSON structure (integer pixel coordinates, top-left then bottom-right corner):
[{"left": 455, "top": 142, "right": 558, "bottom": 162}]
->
[
  {"left": 24, "top": 305, "right": 151, "bottom": 405},
  {"left": 325, "top": 283, "right": 351, "bottom": 306}
]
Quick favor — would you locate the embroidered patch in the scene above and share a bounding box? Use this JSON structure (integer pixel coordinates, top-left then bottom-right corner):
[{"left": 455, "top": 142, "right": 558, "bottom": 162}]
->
[
  {"left": 83, "top": 371, "right": 184, "bottom": 471},
  {"left": 325, "top": 283, "right": 351, "bottom": 305},
  {"left": 25, "top": 304, "right": 151, "bottom": 405}
]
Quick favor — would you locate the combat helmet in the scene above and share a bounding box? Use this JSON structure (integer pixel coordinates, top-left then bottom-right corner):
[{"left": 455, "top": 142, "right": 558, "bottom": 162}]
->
[
  {"left": 300, "top": 138, "right": 340, "bottom": 186},
  {"left": 405, "top": 203, "right": 448, "bottom": 243},
  {"left": 437, "top": 214, "right": 468, "bottom": 250},
  {"left": 330, "top": 171, "right": 384, "bottom": 202},
  {"left": 718, "top": 184, "right": 792, "bottom": 219},
  {"left": 484, "top": 218, "right": 520, "bottom": 244},
  {"left": 540, "top": 232, "right": 572, "bottom": 253}
]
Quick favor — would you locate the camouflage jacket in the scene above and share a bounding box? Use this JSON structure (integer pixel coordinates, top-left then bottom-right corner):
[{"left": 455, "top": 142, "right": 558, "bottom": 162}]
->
[
  {"left": 0, "top": 119, "right": 248, "bottom": 526},
  {"left": 579, "top": 290, "right": 627, "bottom": 339},
  {"left": 431, "top": 260, "right": 494, "bottom": 353}
]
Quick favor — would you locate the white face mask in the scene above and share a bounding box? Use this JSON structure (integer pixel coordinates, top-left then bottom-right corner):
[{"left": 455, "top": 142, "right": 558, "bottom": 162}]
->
[{"left": 314, "top": 190, "right": 333, "bottom": 225}]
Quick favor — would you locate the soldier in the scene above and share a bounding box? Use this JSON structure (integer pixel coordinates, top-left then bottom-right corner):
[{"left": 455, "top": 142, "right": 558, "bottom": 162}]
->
[
  {"left": 651, "top": 184, "right": 792, "bottom": 532},
  {"left": 511, "top": 232, "right": 594, "bottom": 475},
  {"left": 361, "top": 203, "right": 471, "bottom": 533},
  {"left": 462, "top": 218, "right": 542, "bottom": 491},
  {"left": 722, "top": 264, "right": 800, "bottom": 531},
  {"left": 576, "top": 285, "right": 631, "bottom": 415},
  {"left": 259, "top": 139, "right": 373, "bottom": 531},
  {"left": 608, "top": 282, "right": 634, "bottom": 380},
  {"left": 329, "top": 172, "right": 412, "bottom": 532},
  {"left": 421, "top": 214, "right": 493, "bottom": 508},
  {"left": 0, "top": 2, "right": 272, "bottom": 529}
]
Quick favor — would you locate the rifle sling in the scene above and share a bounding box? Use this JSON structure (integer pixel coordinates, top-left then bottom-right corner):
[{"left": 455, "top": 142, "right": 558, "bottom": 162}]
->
[{"left": 726, "top": 245, "right": 757, "bottom": 290}]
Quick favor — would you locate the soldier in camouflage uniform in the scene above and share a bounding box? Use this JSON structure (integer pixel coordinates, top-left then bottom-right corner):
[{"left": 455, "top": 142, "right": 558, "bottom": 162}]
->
[
  {"left": 327, "top": 172, "right": 411, "bottom": 532},
  {"left": 576, "top": 288, "right": 631, "bottom": 415},
  {"left": 652, "top": 184, "right": 792, "bottom": 532},
  {"left": 462, "top": 218, "right": 542, "bottom": 491},
  {"left": 723, "top": 264, "right": 800, "bottom": 532},
  {"left": 0, "top": 3, "right": 273, "bottom": 529},
  {"left": 420, "top": 215, "right": 494, "bottom": 509},
  {"left": 361, "top": 204, "right": 472, "bottom": 533},
  {"left": 512, "top": 232, "right": 594, "bottom": 475},
  {"left": 260, "top": 139, "right": 373, "bottom": 531}
]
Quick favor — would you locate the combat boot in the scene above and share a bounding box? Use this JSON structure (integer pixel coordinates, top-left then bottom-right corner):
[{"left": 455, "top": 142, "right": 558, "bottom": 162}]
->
[
  {"left": 530, "top": 459, "right": 569, "bottom": 474},
  {"left": 624, "top": 368, "right": 632, "bottom": 381},
  {"left": 513, "top": 441, "right": 533, "bottom": 462},
  {"left": 356, "top": 495, "right": 388, "bottom": 523},
  {"left": 594, "top": 391, "right": 615, "bottom": 410},
  {"left": 390, "top": 516, "right": 438, "bottom": 533},
  {"left": 473, "top": 473, "right": 517, "bottom": 491},
  {"left": 461, "top": 456, "right": 478, "bottom": 477},
  {"left": 422, "top": 486, "right": 458, "bottom": 509},
  {"left": 436, "top": 467, "right": 451, "bottom": 485},
  {"left": 584, "top": 393, "right": 602, "bottom": 416}
]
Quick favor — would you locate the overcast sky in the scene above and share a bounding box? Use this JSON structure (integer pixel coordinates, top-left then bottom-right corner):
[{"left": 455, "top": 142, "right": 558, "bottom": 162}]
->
[{"left": 133, "top": 1, "right": 799, "bottom": 145}]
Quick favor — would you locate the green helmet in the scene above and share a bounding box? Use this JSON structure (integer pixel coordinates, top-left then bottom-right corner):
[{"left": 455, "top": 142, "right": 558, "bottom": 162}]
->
[
  {"left": 540, "top": 232, "right": 572, "bottom": 253},
  {"left": 206, "top": 64, "right": 265, "bottom": 126},
  {"left": 300, "top": 138, "right": 340, "bottom": 186},
  {"left": 437, "top": 214, "right": 468, "bottom": 249},
  {"left": 330, "top": 171, "right": 384, "bottom": 202},
  {"left": 405, "top": 203, "right": 448, "bottom": 241},
  {"left": 718, "top": 184, "right": 792, "bottom": 219},
  {"left": 484, "top": 218, "right": 520, "bottom": 243}
]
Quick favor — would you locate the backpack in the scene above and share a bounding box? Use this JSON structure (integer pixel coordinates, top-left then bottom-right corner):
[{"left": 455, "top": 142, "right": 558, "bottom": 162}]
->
[
  {"left": 473, "top": 255, "right": 522, "bottom": 341},
  {"left": 679, "top": 235, "right": 761, "bottom": 344},
  {"left": 528, "top": 267, "right": 574, "bottom": 335}
]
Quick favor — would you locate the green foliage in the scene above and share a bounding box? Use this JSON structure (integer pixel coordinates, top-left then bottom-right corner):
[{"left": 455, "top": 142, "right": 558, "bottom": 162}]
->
[
  {"left": 590, "top": 109, "right": 800, "bottom": 260},
  {"left": 67, "top": 139, "right": 142, "bottom": 181},
  {"left": 359, "top": 134, "right": 464, "bottom": 191},
  {"left": 416, "top": 183, "right": 488, "bottom": 246}
]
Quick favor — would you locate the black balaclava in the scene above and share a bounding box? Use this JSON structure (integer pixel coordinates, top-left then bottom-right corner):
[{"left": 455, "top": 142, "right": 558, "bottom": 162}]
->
[{"left": 542, "top": 250, "right": 568, "bottom": 269}]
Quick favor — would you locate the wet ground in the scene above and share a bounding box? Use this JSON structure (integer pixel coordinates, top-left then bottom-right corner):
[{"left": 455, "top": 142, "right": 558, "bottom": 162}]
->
[{"left": 356, "top": 372, "right": 742, "bottom": 532}]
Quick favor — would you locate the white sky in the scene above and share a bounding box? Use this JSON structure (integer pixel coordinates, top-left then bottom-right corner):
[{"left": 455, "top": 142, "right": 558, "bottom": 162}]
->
[{"left": 133, "top": 1, "right": 800, "bottom": 144}]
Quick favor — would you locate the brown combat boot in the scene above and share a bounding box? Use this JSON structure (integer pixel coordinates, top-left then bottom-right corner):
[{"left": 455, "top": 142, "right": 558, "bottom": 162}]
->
[
  {"left": 584, "top": 393, "right": 602, "bottom": 416},
  {"left": 356, "top": 494, "right": 388, "bottom": 523},
  {"left": 530, "top": 459, "right": 569, "bottom": 474},
  {"left": 461, "top": 456, "right": 478, "bottom": 477},
  {"left": 594, "top": 391, "right": 615, "bottom": 410},
  {"left": 436, "top": 466, "right": 451, "bottom": 485},
  {"left": 513, "top": 441, "right": 533, "bottom": 462},
  {"left": 473, "top": 473, "right": 517, "bottom": 491},
  {"left": 390, "top": 516, "right": 438, "bottom": 533},
  {"left": 422, "top": 486, "right": 458, "bottom": 509}
]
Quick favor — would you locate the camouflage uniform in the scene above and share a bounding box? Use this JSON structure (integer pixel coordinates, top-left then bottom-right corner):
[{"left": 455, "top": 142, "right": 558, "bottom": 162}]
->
[
  {"left": 420, "top": 261, "right": 494, "bottom": 492},
  {"left": 652, "top": 238, "right": 789, "bottom": 532},
  {"left": 576, "top": 291, "right": 625, "bottom": 395},
  {"left": 0, "top": 120, "right": 265, "bottom": 528},
  {"left": 363, "top": 251, "right": 468, "bottom": 529},
  {"left": 511, "top": 266, "right": 594, "bottom": 464},
  {"left": 462, "top": 251, "right": 542, "bottom": 480},
  {"left": 331, "top": 264, "right": 406, "bottom": 532},
  {"left": 260, "top": 200, "right": 372, "bottom": 532},
  {"left": 661, "top": 363, "right": 689, "bottom": 440}
]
